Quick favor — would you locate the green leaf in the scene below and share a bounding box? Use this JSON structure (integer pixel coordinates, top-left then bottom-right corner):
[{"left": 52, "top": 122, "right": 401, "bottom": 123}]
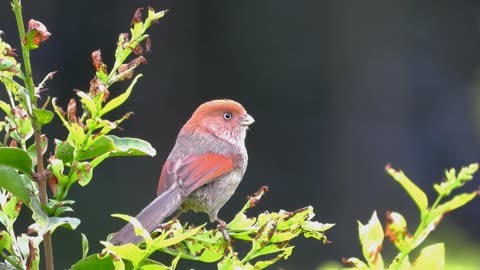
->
[
  {"left": 412, "top": 243, "right": 444, "bottom": 270},
  {"left": 82, "top": 135, "right": 156, "bottom": 160},
  {"left": 52, "top": 98, "right": 70, "bottom": 130},
  {"left": 0, "top": 231, "right": 13, "bottom": 253},
  {"left": 434, "top": 163, "right": 478, "bottom": 196},
  {"left": 81, "top": 233, "right": 89, "bottom": 259},
  {"left": 42, "top": 216, "right": 81, "bottom": 234},
  {"left": 0, "top": 100, "right": 11, "bottom": 116},
  {"left": 0, "top": 165, "right": 31, "bottom": 204},
  {"left": 71, "top": 254, "right": 116, "bottom": 270},
  {"left": 50, "top": 157, "right": 69, "bottom": 186},
  {"left": 140, "top": 264, "right": 169, "bottom": 270},
  {"left": 103, "top": 242, "right": 145, "bottom": 267},
  {"left": 33, "top": 108, "right": 54, "bottom": 125},
  {"left": 0, "top": 147, "right": 33, "bottom": 176},
  {"left": 432, "top": 192, "right": 477, "bottom": 216},
  {"left": 100, "top": 74, "right": 142, "bottom": 116},
  {"left": 27, "top": 136, "right": 48, "bottom": 168},
  {"left": 54, "top": 139, "right": 74, "bottom": 163},
  {"left": 72, "top": 161, "right": 93, "bottom": 186},
  {"left": 3, "top": 194, "right": 22, "bottom": 220},
  {"left": 108, "top": 136, "right": 156, "bottom": 157},
  {"left": 358, "top": 211, "right": 384, "bottom": 266},
  {"left": 386, "top": 166, "right": 428, "bottom": 215},
  {"left": 112, "top": 214, "right": 152, "bottom": 244},
  {"left": 218, "top": 252, "right": 253, "bottom": 270},
  {"left": 342, "top": 257, "right": 369, "bottom": 269},
  {"left": 389, "top": 253, "right": 411, "bottom": 270},
  {"left": 76, "top": 91, "right": 98, "bottom": 117},
  {"left": 67, "top": 123, "right": 86, "bottom": 149}
]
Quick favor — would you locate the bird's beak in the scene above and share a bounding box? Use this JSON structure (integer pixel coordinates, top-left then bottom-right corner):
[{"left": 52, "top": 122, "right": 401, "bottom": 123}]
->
[{"left": 241, "top": 114, "right": 255, "bottom": 126}]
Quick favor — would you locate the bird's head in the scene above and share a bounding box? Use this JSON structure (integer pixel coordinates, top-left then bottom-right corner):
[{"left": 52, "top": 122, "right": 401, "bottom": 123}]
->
[{"left": 182, "top": 99, "right": 254, "bottom": 144}]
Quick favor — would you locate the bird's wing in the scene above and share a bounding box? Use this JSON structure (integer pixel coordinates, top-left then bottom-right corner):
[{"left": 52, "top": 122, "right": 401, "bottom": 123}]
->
[{"left": 157, "top": 153, "right": 241, "bottom": 196}]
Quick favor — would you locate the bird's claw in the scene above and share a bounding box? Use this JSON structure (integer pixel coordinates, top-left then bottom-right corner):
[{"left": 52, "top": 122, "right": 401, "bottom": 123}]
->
[{"left": 216, "top": 219, "right": 230, "bottom": 242}]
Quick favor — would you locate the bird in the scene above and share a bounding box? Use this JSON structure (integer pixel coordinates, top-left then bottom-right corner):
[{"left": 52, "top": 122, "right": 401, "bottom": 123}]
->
[{"left": 110, "top": 99, "right": 255, "bottom": 245}]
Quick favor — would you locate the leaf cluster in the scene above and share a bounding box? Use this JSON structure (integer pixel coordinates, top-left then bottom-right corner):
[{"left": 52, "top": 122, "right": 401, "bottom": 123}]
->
[
  {"left": 72, "top": 187, "right": 334, "bottom": 270},
  {"left": 341, "top": 164, "right": 478, "bottom": 270}
]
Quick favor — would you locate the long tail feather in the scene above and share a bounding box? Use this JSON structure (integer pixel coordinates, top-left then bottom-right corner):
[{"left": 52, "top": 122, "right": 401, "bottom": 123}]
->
[{"left": 110, "top": 185, "right": 184, "bottom": 245}]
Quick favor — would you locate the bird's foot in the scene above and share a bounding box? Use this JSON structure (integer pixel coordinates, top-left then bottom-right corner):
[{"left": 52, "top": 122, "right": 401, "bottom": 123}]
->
[{"left": 216, "top": 218, "right": 230, "bottom": 242}]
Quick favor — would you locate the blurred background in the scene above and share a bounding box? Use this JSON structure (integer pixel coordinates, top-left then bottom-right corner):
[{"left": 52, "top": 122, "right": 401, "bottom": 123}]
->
[{"left": 2, "top": 0, "right": 480, "bottom": 269}]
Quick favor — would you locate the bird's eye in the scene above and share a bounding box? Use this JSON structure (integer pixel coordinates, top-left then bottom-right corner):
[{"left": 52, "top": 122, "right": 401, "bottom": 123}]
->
[{"left": 223, "top": 112, "right": 232, "bottom": 120}]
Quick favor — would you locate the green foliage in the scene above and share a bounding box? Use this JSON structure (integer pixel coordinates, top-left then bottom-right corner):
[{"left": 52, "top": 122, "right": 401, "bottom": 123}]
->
[
  {"left": 338, "top": 163, "right": 478, "bottom": 270},
  {"left": 72, "top": 187, "right": 333, "bottom": 270},
  {"left": 0, "top": 3, "right": 164, "bottom": 269}
]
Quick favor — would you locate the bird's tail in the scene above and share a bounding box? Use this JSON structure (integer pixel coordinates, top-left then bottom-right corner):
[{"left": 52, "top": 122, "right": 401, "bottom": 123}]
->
[{"left": 109, "top": 185, "right": 184, "bottom": 245}]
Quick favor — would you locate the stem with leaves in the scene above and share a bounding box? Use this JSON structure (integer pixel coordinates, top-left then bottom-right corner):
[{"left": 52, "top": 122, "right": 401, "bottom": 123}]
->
[{"left": 11, "top": 1, "right": 54, "bottom": 269}]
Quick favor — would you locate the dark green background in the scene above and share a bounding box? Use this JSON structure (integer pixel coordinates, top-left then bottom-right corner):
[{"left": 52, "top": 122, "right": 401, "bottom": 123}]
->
[{"left": 1, "top": 1, "right": 480, "bottom": 269}]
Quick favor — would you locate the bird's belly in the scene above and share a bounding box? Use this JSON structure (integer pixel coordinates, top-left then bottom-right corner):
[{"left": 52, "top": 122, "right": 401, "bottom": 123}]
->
[{"left": 181, "top": 170, "right": 244, "bottom": 221}]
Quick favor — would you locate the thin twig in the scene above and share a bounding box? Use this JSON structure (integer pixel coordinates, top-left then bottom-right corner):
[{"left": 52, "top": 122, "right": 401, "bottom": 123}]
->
[{"left": 11, "top": 1, "right": 54, "bottom": 269}]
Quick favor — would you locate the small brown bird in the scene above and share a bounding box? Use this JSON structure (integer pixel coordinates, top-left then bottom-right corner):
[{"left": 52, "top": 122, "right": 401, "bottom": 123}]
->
[{"left": 110, "top": 99, "right": 254, "bottom": 245}]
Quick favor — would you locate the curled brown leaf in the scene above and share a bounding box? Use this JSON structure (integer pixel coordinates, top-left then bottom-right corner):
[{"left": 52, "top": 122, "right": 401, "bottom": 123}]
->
[{"left": 25, "top": 19, "right": 51, "bottom": 46}]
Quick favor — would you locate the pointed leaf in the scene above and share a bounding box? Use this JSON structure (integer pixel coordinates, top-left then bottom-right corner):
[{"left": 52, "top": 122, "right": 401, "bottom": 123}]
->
[
  {"left": 100, "top": 74, "right": 142, "bottom": 116},
  {"left": 81, "top": 233, "right": 89, "bottom": 259},
  {"left": 358, "top": 211, "right": 384, "bottom": 265},
  {"left": 432, "top": 192, "right": 476, "bottom": 216},
  {"left": 76, "top": 91, "right": 97, "bottom": 117},
  {"left": 386, "top": 166, "right": 428, "bottom": 215}
]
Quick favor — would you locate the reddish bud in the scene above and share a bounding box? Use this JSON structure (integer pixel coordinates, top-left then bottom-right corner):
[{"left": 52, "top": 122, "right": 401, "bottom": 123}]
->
[
  {"left": 131, "top": 8, "right": 144, "bottom": 26},
  {"left": 67, "top": 98, "right": 77, "bottom": 123},
  {"left": 5, "top": 48, "right": 17, "bottom": 57},
  {"left": 132, "top": 44, "right": 143, "bottom": 55},
  {"left": 145, "top": 36, "right": 152, "bottom": 52},
  {"left": 91, "top": 49, "right": 108, "bottom": 74},
  {"left": 48, "top": 175, "right": 58, "bottom": 195},
  {"left": 89, "top": 78, "right": 110, "bottom": 101}
]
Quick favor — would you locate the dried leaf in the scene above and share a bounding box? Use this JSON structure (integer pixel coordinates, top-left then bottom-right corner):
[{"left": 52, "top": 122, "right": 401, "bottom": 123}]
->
[
  {"left": 131, "top": 8, "right": 144, "bottom": 26},
  {"left": 24, "top": 19, "right": 51, "bottom": 49}
]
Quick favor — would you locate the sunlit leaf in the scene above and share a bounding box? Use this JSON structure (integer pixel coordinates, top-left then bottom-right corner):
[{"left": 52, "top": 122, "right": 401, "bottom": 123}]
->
[
  {"left": 0, "top": 231, "right": 13, "bottom": 253},
  {"left": 386, "top": 166, "right": 428, "bottom": 215},
  {"left": 67, "top": 123, "right": 86, "bottom": 148},
  {"left": 0, "top": 100, "right": 11, "bottom": 116},
  {"left": 103, "top": 241, "right": 145, "bottom": 267},
  {"left": 76, "top": 91, "right": 98, "bottom": 117},
  {"left": 358, "top": 211, "right": 384, "bottom": 266},
  {"left": 111, "top": 214, "right": 152, "bottom": 244},
  {"left": 342, "top": 257, "right": 369, "bottom": 269},
  {"left": 432, "top": 192, "right": 476, "bottom": 216},
  {"left": 71, "top": 254, "right": 116, "bottom": 270},
  {"left": 412, "top": 243, "right": 444, "bottom": 270},
  {"left": 3, "top": 194, "right": 22, "bottom": 220}
]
